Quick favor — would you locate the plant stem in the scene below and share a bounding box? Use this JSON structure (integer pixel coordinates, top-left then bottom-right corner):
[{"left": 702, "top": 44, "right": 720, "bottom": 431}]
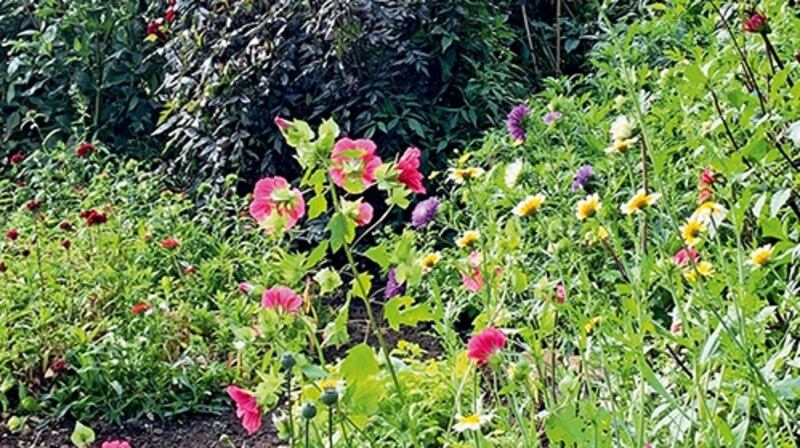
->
[
  {"left": 287, "top": 375, "right": 295, "bottom": 447},
  {"left": 328, "top": 406, "right": 334, "bottom": 448},
  {"left": 305, "top": 419, "right": 310, "bottom": 448}
]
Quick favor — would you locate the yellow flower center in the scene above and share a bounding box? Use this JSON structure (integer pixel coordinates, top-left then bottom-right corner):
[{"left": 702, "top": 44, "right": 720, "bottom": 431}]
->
[
  {"left": 457, "top": 231, "right": 479, "bottom": 248},
  {"left": 459, "top": 414, "right": 481, "bottom": 425}
]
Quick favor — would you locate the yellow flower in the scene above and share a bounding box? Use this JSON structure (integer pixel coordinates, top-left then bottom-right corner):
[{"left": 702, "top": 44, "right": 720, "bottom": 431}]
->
[
  {"left": 453, "top": 412, "right": 493, "bottom": 432},
  {"left": 317, "top": 379, "right": 344, "bottom": 392},
  {"left": 513, "top": 194, "right": 545, "bottom": 217},
  {"left": 448, "top": 167, "right": 484, "bottom": 184},
  {"left": 458, "top": 152, "right": 472, "bottom": 165},
  {"left": 748, "top": 245, "right": 773, "bottom": 268},
  {"left": 420, "top": 252, "right": 441, "bottom": 271},
  {"left": 680, "top": 219, "right": 706, "bottom": 246},
  {"left": 456, "top": 230, "right": 480, "bottom": 248},
  {"left": 684, "top": 261, "right": 714, "bottom": 282},
  {"left": 621, "top": 189, "right": 661, "bottom": 215},
  {"left": 584, "top": 316, "right": 603, "bottom": 333},
  {"left": 576, "top": 194, "right": 601, "bottom": 220},
  {"left": 690, "top": 201, "right": 728, "bottom": 231},
  {"left": 428, "top": 170, "right": 441, "bottom": 180},
  {"left": 597, "top": 226, "right": 609, "bottom": 240}
]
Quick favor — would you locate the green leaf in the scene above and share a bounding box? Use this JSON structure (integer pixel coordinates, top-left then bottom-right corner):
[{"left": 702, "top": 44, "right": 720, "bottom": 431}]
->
[
  {"left": 314, "top": 268, "right": 342, "bottom": 295},
  {"left": 70, "top": 421, "right": 95, "bottom": 447},
  {"left": 301, "top": 364, "right": 328, "bottom": 380},
  {"left": 684, "top": 64, "right": 706, "bottom": 85},
  {"left": 384, "top": 296, "right": 433, "bottom": 331},
  {"left": 328, "top": 212, "right": 355, "bottom": 253},
  {"left": 340, "top": 343, "right": 379, "bottom": 383},
  {"left": 350, "top": 273, "right": 372, "bottom": 300},
  {"left": 364, "top": 244, "right": 392, "bottom": 271},
  {"left": 770, "top": 189, "right": 792, "bottom": 218},
  {"left": 304, "top": 241, "right": 329, "bottom": 269},
  {"left": 308, "top": 194, "right": 328, "bottom": 219},
  {"left": 347, "top": 377, "right": 384, "bottom": 415}
]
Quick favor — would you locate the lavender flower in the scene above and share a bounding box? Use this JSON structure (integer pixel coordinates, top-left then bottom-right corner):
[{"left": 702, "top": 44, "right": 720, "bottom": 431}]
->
[
  {"left": 384, "top": 268, "right": 405, "bottom": 299},
  {"left": 543, "top": 111, "right": 562, "bottom": 125},
  {"left": 411, "top": 197, "right": 440, "bottom": 228},
  {"left": 506, "top": 104, "right": 530, "bottom": 142},
  {"left": 571, "top": 164, "right": 594, "bottom": 192}
]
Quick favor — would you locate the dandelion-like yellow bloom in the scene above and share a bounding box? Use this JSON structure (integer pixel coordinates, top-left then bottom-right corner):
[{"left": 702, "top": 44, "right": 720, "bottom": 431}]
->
[
  {"left": 684, "top": 261, "right": 714, "bottom": 282},
  {"left": 680, "top": 219, "right": 706, "bottom": 246},
  {"left": 453, "top": 413, "right": 492, "bottom": 432},
  {"left": 576, "top": 194, "right": 601, "bottom": 220},
  {"left": 584, "top": 316, "right": 603, "bottom": 333},
  {"left": 456, "top": 230, "right": 480, "bottom": 248},
  {"left": 513, "top": 194, "right": 545, "bottom": 217},
  {"left": 621, "top": 189, "right": 661, "bottom": 215},
  {"left": 748, "top": 245, "right": 773, "bottom": 268},
  {"left": 420, "top": 252, "right": 441, "bottom": 271},
  {"left": 448, "top": 167, "right": 484, "bottom": 184}
]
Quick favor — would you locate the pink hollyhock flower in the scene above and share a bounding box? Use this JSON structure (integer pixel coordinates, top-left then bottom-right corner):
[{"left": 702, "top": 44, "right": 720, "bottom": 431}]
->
[
  {"left": 461, "top": 251, "right": 484, "bottom": 293},
  {"left": 672, "top": 248, "right": 700, "bottom": 267},
  {"left": 6, "top": 228, "right": 19, "bottom": 241},
  {"left": 227, "top": 385, "right": 262, "bottom": 435},
  {"left": 131, "top": 303, "right": 150, "bottom": 314},
  {"left": 743, "top": 12, "right": 768, "bottom": 33},
  {"left": 9, "top": 153, "right": 24, "bottom": 165},
  {"left": 467, "top": 327, "right": 507, "bottom": 365},
  {"left": 249, "top": 176, "right": 306, "bottom": 232},
  {"left": 329, "top": 138, "right": 382, "bottom": 193},
  {"left": 274, "top": 115, "right": 290, "bottom": 130},
  {"left": 76, "top": 142, "right": 95, "bottom": 157},
  {"left": 261, "top": 286, "right": 303, "bottom": 314},
  {"left": 396, "top": 147, "right": 426, "bottom": 194},
  {"left": 355, "top": 202, "right": 373, "bottom": 227},
  {"left": 101, "top": 440, "right": 131, "bottom": 448},
  {"left": 161, "top": 237, "right": 180, "bottom": 249}
]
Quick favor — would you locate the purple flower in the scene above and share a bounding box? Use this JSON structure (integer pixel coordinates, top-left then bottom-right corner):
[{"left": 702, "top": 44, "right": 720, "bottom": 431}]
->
[
  {"left": 571, "top": 164, "right": 594, "bottom": 192},
  {"left": 543, "top": 111, "right": 562, "bottom": 125},
  {"left": 507, "top": 104, "right": 530, "bottom": 142},
  {"left": 411, "top": 197, "right": 440, "bottom": 228},
  {"left": 384, "top": 268, "right": 405, "bottom": 299}
]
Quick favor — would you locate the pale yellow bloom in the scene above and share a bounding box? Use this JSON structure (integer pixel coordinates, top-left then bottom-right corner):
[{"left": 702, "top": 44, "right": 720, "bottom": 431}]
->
[
  {"left": 684, "top": 261, "right": 714, "bottom": 282},
  {"left": 317, "top": 379, "right": 345, "bottom": 392},
  {"left": 453, "top": 413, "right": 493, "bottom": 432},
  {"left": 748, "top": 245, "right": 773, "bottom": 268},
  {"left": 513, "top": 194, "right": 545, "bottom": 217},
  {"left": 614, "top": 95, "right": 626, "bottom": 109},
  {"left": 610, "top": 115, "right": 633, "bottom": 141},
  {"left": 597, "top": 226, "right": 609, "bottom": 240},
  {"left": 690, "top": 201, "right": 728, "bottom": 232},
  {"left": 504, "top": 159, "right": 523, "bottom": 188},
  {"left": 621, "top": 189, "right": 661, "bottom": 215},
  {"left": 420, "top": 252, "right": 441, "bottom": 271},
  {"left": 680, "top": 219, "right": 706, "bottom": 246},
  {"left": 584, "top": 316, "right": 603, "bottom": 333},
  {"left": 448, "top": 167, "right": 484, "bottom": 184},
  {"left": 456, "top": 230, "right": 480, "bottom": 248},
  {"left": 605, "top": 137, "right": 639, "bottom": 154},
  {"left": 576, "top": 194, "right": 601, "bottom": 220}
]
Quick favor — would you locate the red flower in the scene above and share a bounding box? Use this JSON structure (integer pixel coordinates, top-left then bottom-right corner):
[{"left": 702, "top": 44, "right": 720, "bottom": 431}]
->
[
  {"left": 26, "top": 200, "right": 42, "bottom": 212},
  {"left": 467, "top": 327, "right": 507, "bottom": 365},
  {"left": 9, "top": 153, "right": 24, "bottom": 165},
  {"left": 396, "top": 147, "right": 426, "bottom": 194},
  {"left": 227, "top": 385, "right": 262, "bottom": 435},
  {"left": 61, "top": 239, "right": 71, "bottom": 250},
  {"left": 147, "top": 18, "right": 165, "bottom": 40},
  {"left": 700, "top": 168, "right": 715, "bottom": 186},
  {"left": 82, "top": 209, "right": 108, "bottom": 226},
  {"left": 165, "top": 7, "right": 176, "bottom": 24},
  {"left": 76, "top": 141, "right": 95, "bottom": 157},
  {"left": 744, "top": 12, "right": 769, "bottom": 33},
  {"left": 161, "top": 237, "right": 180, "bottom": 249},
  {"left": 59, "top": 221, "right": 74, "bottom": 231},
  {"left": 131, "top": 303, "right": 150, "bottom": 314},
  {"left": 0, "top": 261, "right": 6, "bottom": 273},
  {"left": 6, "top": 228, "right": 20, "bottom": 241}
]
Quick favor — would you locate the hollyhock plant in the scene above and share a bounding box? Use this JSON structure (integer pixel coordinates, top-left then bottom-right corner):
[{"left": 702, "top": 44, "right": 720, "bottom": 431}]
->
[
  {"left": 396, "top": 147, "right": 426, "bottom": 194},
  {"left": 101, "top": 441, "right": 131, "bottom": 448},
  {"left": 274, "top": 115, "right": 290, "bottom": 130},
  {"left": 411, "top": 197, "right": 439, "bottom": 228},
  {"left": 76, "top": 142, "right": 95, "bottom": 157},
  {"left": 261, "top": 286, "right": 303, "bottom": 314},
  {"left": 355, "top": 202, "right": 374, "bottom": 227},
  {"left": 6, "top": 228, "right": 19, "bottom": 241},
  {"left": 227, "top": 385, "right": 262, "bottom": 435},
  {"left": 507, "top": 104, "right": 530, "bottom": 142},
  {"left": 571, "top": 164, "right": 594, "bottom": 192},
  {"left": 249, "top": 176, "right": 306, "bottom": 233},
  {"left": 329, "top": 138, "right": 382, "bottom": 193},
  {"left": 384, "top": 268, "right": 405, "bottom": 299},
  {"left": 467, "top": 327, "right": 507, "bottom": 365}
]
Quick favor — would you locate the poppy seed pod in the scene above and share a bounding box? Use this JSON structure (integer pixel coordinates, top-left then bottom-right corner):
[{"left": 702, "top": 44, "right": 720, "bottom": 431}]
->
[
  {"left": 320, "top": 388, "right": 338, "bottom": 406},
  {"left": 301, "top": 402, "right": 317, "bottom": 419}
]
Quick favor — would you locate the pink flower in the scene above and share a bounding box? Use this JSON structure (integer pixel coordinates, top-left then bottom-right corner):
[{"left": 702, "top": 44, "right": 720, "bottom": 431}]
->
[
  {"left": 461, "top": 251, "right": 484, "bottom": 293},
  {"left": 227, "top": 385, "right": 262, "bottom": 435},
  {"left": 249, "top": 176, "right": 306, "bottom": 232},
  {"left": 102, "top": 440, "right": 131, "bottom": 448},
  {"left": 274, "top": 115, "right": 290, "bottom": 130},
  {"left": 165, "top": 7, "right": 176, "bottom": 24},
  {"left": 697, "top": 188, "right": 712, "bottom": 204},
  {"left": 329, "top": 138, "right": 382, "bottom": 193},
  {"left": 239, "top": 282, "right": 254, "bottom": 295},
  {"left": 743, "top": 12, "right": 768, "bottom": 33},
  {"left": 355, "top": 202, "right": 373, "bottom": 227},
  {"left": 396, "top": 147, "right": 426, "bottom": 194},
  {"left": 467, "top": 327, "right": 507, "bottom": 365},
  {"left": 555, "top": 283, "right": 566, "bottom": 304},
  {"left": 672, "top": 248, "right": 699, "bottom": 267},
  {"left": 670, "top": 321, "right": 682, "bottom": 335},
  {"left": 261, "top": 286, "right": 303, "bottom": 314},
  {"left": 700, "top": 168, "right": 715, "bottom": 186}
]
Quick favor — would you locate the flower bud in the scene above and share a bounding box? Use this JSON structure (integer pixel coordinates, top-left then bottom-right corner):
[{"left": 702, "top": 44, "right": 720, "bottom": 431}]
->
[
  {"left": 320, "top": 388, "right": 338, "bottom": 406},
  {"left": 280, "top": 353, "right": 296, "bottom": 371},
  {"left": 301, "top": 402, "right": 317, "bottom": 419}
]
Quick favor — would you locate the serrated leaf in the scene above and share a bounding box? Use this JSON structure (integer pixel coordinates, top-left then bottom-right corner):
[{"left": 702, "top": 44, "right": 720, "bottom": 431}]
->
[
  {"left": 384, "top": 296, "right": 433, "bottom": 331},
  {"left": 340, "top": 343, "right": 379, "bottom": 383},
  {"left": 314, "top": 268, "right": 342, "bottom": 295},
  {"left": 308, "top": 194, "right": 327, "bottom": 219},
  {"left": 364, "top": 245, "right": 392, "bottom": 270},
  {"left": 350, "top": 273, "right": 372, "bottom": 299}
]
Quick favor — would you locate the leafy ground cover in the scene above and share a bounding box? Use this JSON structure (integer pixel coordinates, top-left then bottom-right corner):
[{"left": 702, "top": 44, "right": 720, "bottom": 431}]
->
[{"left": 3, "top": 0, "right": 800, "bottom": 447}]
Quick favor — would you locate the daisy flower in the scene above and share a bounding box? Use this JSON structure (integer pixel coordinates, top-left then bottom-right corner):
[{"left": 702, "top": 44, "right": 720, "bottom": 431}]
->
[
  {"left": 449, "top": 167, "right": 484, "bottom": 184},
  {"left": 576, "top": 194, "right": 601, "bottom": 220},
  {"left": 680, "top": 219, "right": 706, "bottom": 246},
  {"left": 512, "top": 194, "right": 545, "bottom": 217},
  {"left": 684, "top": 261, "right": 714, "bottom": 282},
  {"left": 610, "top": 115, "right": 633, "bottom": 141},
  {"left": 690, "top": 201, "right": 727, "bottom": 233},
  {"left": 456, "top": 230, "right": 480, "bottom": 248},
  {"left": 748, "top": 245, "right": 773, "bottom": 268},
  {"left": 420, "top": 252, "right": 441, "bottom": 271},
  {"left": 621, "top": 189, "right": 660, "bottom": 215},
  {"left": 453, "top": 412, "right": 493, "bottom": 433}
]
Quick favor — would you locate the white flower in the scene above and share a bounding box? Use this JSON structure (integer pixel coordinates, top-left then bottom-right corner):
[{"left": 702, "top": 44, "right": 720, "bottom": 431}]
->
[
  {"left": 610, "top": 115, "right": 633, "bottom": 141},
  {"left": 504, "top": 159, "right": 523, "bottom": 188},
  {"left": 453, "top": 412, "right": 493, "bottom": 432},
  {"left": 690, "top": 201, "right": 727, "bottom": 235}
]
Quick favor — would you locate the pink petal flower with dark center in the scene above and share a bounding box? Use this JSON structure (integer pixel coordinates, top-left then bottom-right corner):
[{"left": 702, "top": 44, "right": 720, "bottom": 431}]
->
[
  {"left": 329, "top": 138, "right": 382, "bottom": 194},
  {"left": 249, "top": 177, "right": 305, "bottom": 233},
  {"left": 227, "top": 385, "right": 262, "bottom": 435},
  {"left": 396, "top": 147, "right": 426, "bottom": 194},
  {"left": 261, "top": 286, "right": 303, "bottom": 314},
  {"left": 467, "top": 327, "right": 507, "bottom": 365}
]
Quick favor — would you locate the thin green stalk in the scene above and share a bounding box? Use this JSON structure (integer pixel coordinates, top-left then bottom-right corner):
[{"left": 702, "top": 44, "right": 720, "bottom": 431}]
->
[{"left": 328, "top": 406, "right": 334, "bottom": 448}]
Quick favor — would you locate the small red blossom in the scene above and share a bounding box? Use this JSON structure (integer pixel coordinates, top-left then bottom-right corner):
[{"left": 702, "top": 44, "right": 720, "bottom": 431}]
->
[
  {"left": 131, "top": 303, "right": 150, "bottom": 314},
  {"left": 76, "top": 141, "right": 95, "bottom": 157},
  {"left": 82, "top": 209, "right": 108, "bottom": 226},
  {"left": 6, "top": 228, "right": 20, "bottom": 241},
  {"left": 165, "top": 7, "right": 176, "bottom": 24},
  {"left": 59, "top": 221, "right": 73, "bottom": 231},
  {"left": 9, "top": 152, "right": 24, "bottom": 165},
  {"left": 183, "top": 265, "right": 197, "bottom": 275},
  {"left": 26, "top": 200, "right": 42, "bottom": 212},
  {"left": 467, "top": 327, "right": 507, "bottom": 365},
  {"left": 61, "top": 239, "right": 72, "bottom": 250},
  {"left": 161, "top": 237, "right": 180, "bottom": 249},
  {"left": 700, "top": 168, "right": 715, "bottom": 186},
  {"left": 743, "top": 12, "right": 769, "bottom": 33},
  {"left": 147, "top": 18, "right": 166, "bottom": 40}
]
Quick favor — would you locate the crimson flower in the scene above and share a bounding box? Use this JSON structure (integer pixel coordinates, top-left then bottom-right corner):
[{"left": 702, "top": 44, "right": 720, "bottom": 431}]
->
[
  {"left": 59, "top": 221, "right": 73, "bottom": 231},
  {"left": 165, "top": 7, "right": 176, "bottom": 24},
  {"left": 161, "top": 237, "right": 180, "bottom": 249},
  {"left": 147, "top": 18, "right": 165, "bottom": 40},
  {"left": 396, "top": 147, "right": 426, "bottom": 194},
  {"left": 467, "top": 327, "right": 507, "bottom": 365},
  {"left": 81, "top": 209, "right": 108, "bottom": 226},
  {"left": 743, "top": 12, "right": 769, "bottom": 33},
  {"left": 131, "top": 303, "right": 150, "bottom": 314},
  {"left": 6, "top": 228, "right": 19, "bottom": 241},
  {"left": 26, "top": 200, "right": 42, "bottom": 212},
  {"left": 76, "top": 142, "right": 95, "bottom": 157},
  {"left": 9, "top": 153, "right": 24, "bottom": 165}
]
